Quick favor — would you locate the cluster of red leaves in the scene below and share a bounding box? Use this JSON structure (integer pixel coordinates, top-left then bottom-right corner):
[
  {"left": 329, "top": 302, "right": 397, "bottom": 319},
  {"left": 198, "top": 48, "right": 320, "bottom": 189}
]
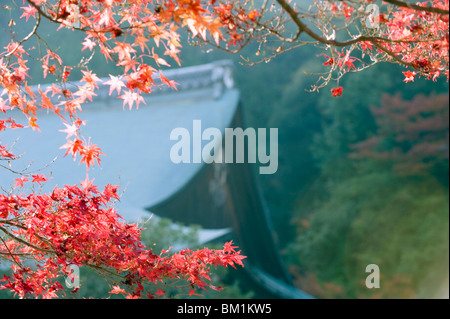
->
[
  {"left": 320, "top": 0, "right": 449, "bottom": 97},
  {"left": 331, "top": 86, "right": 343, "bottom": 97},
  {"left": 0, "top": 42, "right": 106, "bottom": 171},
  {"left": 0, "top": 178, "right": 245, "bottom": 298},
  {"left": 1, "top": 0, "right": 448, "bottom": 299},
  {"left": 0, "top": 118, "right": 23, "bottom": 158},
  {"left": 0, "top": 0, "right": 262, "bottom": 165},
  {"left": 0, "top": 0, "right": 250, "bottom": 299},
  {"left": 381, "top": 0, "right": 449, "bottom": 80}
]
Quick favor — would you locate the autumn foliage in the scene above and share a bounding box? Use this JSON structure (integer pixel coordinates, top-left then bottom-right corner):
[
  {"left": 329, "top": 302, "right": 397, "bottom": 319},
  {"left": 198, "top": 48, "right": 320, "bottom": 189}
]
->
[
  {"left": 1, "top": 170, "right": 248, "bottom": 299},
  {"left": 351, "top": 93, "right": 449, "bottom": 175},
  {"left": 0, "top": 0, "right": 252, "bottom": 299},
  {"left": 316, "top": 0, "right": 449, "bottom": 95},
  {"left": 0, "top": 0, "right": 449, "bottom": 298},
  {"left": 1, "top": 177, "right": 246, "bottom": 298}
]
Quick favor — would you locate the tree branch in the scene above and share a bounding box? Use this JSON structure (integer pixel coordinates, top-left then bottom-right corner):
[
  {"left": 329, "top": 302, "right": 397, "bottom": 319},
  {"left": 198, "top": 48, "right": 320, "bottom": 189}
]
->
[
  {"left": 3, "top": 11, "right": 41, "bottom": 59},
  {"left": 371, "top": 41, "right": 417, "bottom": 68},
  {"left": 274, "top": 0, "right": 442, "bottom": 71},
  {"left": 0, "top": 225, "right": 53, "bottom": 254},
  {"left": 382, "top": 0, "right": 449, "bottom": 15},
  {"left": 275, "top": 0, "right": 404, "bottom": 48}
]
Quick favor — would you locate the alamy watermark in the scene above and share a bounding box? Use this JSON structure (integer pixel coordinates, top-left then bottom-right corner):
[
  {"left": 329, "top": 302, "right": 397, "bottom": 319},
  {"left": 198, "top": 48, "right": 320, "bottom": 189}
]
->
[
  {"left": 170, "top": 120, "right": 278, "bottom": 174},
  {"left": 65, "top": 264, "right": 80, "bottom": 290},
  {"left": 365, "top": 4, "right": 380, "bottom": 30},
  {"left": 365, "top": 264, "right": 380, "bottom": 289}
]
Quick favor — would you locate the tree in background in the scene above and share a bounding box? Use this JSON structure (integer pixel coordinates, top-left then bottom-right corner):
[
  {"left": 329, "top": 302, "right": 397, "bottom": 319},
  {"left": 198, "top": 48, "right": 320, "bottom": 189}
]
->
[
  {"left": 0, "top": 0, "right": 448, "bottom": 298},
  {"left": 285, "top": 65, "right": 449, "bottom": 298},
  {"left": 351, "top": 93, "right": 449, "bottom": 178}
]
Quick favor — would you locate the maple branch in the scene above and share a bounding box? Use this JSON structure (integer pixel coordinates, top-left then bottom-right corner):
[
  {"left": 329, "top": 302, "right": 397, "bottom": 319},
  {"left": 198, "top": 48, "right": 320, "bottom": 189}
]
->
[
  {"left": 3, "top": 11, "right": 41, "bottom": 59},
  {"left": 382, "top": 0, "right": 449, "bottom": 14},
  {"left": 25, "top": 0, "right": 87, "bottom": 32},
  {"left": 275, "top": 0, "right": 446, "bottom": 57},
  {"left": 0, "top": 220, "right": 127, "bottom": 282},
  {"left": 275, "top": 0, "right": 383, "bottom": 47},
  {"left": 84, "top": 263, "right": 127, "bottom": 280},
  {"left": 0, "top": 225, "right": 53, "bottom": 254},
  {"left": 0, "top": 221, "right": 125, "bottom": 282},
  {"left": 24, "top": 0, "right": 156, "bottom": 34},
  {"left": 0, "top": 220, "right": 53, "bottom": 249},
  {"left": 25, "top": 0, "right": 59, "bottom": 25},
  {"left": 0, "top": 235, "right": 27, "bottom": 269},
  {"left": 371, "top": 41, "right": 417, "bottom": 69},
  {"left": 0, "top": 163, "right": 27, "bottom": 175},
  {"left": 0, "top": 251, "right": 32, "bottom": 257}
]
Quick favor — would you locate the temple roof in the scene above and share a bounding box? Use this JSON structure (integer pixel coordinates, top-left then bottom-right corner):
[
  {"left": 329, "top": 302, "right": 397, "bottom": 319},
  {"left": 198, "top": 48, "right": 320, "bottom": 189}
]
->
[
  {"left": 1, "top": 60, "right": 313, "bottom": 298},
  {"left": 1, "top": 60, "right": 237, "bottom": 222}
]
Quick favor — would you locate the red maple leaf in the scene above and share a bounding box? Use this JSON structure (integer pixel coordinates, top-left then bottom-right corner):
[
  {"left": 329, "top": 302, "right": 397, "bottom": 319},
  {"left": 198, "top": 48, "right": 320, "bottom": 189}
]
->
[
  {"left": 331, "top": 87, "right": 343, "bottom": 97},
  {"left": 323, "top": 54, "right": 334, "bottom": 66},
  {"left": 155, "top": 289, "right": 165, "bottom": 296},
  {"left": 79, "top": 139, "right": 104, "bottom": 170},
  {"left": 403, "top": 71, "right": 417, "bottom": 83},
  {"left": 81, "top": 37, "right": 96, "bottom": 52},
  {"left": 110, "top": 286, "right": 126, "bottom": 295},
  {"left": 119, "top": 90, "right": 145, "bottom": 110},
  {"left": 14, "top": 176, "right": 29, "bottom": 189},
  {"left": 32, "top": 174, "right": 50, "bottom": 185},
  {"left": 20, "top": 5, "right": 38, "bottom": 22},
  {"left": 104, "top": 75, "right": 125, "bottom": 96}
]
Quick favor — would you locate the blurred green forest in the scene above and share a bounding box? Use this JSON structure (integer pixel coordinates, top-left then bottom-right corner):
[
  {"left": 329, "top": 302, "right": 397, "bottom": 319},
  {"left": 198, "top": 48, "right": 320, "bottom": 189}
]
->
[
  {"left": 178, "top": 34, "right": 449, "bottom": 298},
  {"left": 0, "top": 7, "right": 449, "bottom": 299}
]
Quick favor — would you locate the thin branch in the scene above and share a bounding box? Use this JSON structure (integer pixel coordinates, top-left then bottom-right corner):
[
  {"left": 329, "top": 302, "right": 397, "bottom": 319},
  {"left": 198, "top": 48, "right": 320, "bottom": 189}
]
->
[
  {"left": 0, "top": 251, "right": 33, "bottom": 257},
  {"left": 0, "top": 225, "right": 53, "bottom": 254},
  {"left": 276, "top": 0, "right": 381, "bottom": 47},
  {"left": 3, "top": 11, "right": 41, "bottom": 59},
  {"left": 0, "top": 234, "right": 24, "bottom": 268},
  {"left": 382, "top": 0, "right": 449, "bottom": 14},
  {"left": 274, "top": 0, "right": 439, "bottom": 71},
  {"left": 25, "top": 0, "right": 74, "bottom": 28},
  {"left": 371, "top": 40, "right": 417, "bottom": 68}
]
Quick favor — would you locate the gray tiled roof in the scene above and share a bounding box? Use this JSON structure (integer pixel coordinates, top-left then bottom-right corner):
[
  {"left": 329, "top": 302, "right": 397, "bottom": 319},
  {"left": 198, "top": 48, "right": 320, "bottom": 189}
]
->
[{"left": 0, "top": 61, "right": 238, "bottom": 222}]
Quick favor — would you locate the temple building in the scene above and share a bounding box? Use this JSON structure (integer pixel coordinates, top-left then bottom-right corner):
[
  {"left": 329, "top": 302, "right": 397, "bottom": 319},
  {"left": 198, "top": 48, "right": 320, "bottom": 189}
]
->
[{"left": 0, "top": 60, "right": 312, "bottom": 298}]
